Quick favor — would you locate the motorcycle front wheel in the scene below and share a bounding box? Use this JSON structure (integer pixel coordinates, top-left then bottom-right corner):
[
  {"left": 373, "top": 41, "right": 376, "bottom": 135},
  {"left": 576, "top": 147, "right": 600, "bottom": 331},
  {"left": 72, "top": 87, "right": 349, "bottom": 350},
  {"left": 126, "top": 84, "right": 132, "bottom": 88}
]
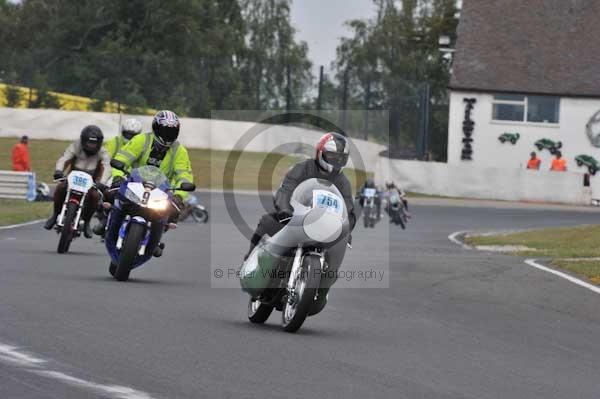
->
[
  {"left": 282, "top": 254, "right": 321, "bottom": 333},
  {"left": 191, "top": 207, "right": 209, "bottom": 223},
  {"left": 114, "top": 222, "right": 145, "bottom": 282},
  {"left": 57, "top": 202, "right": 77, "bottom": 254},
  {"left": 109, "top": 262, "right": 117, "bottom": 277},
  {"left": 397, "top": 212, "right": 406, "bottom": 229}
]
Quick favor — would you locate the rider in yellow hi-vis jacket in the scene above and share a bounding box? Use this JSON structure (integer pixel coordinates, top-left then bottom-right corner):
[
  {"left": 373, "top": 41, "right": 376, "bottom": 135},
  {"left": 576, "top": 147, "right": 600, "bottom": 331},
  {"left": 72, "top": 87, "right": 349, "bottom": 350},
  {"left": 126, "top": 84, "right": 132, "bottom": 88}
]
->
[
  {"left": 111, "top": 110, "right": 193, "bottom": 202},
  {"left": 105, "top": 118, "right": 143, "bottom": 158},
  {"left": 95, "top": 111, "right": 194, "bottom": 256}
]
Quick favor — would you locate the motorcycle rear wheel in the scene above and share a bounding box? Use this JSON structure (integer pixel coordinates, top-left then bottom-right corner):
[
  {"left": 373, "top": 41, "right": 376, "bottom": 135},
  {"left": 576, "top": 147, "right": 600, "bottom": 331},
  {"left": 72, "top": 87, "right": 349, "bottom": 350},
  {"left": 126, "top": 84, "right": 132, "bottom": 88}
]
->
[
  {"left": 57, "top": 202, "right": 77, "bottom": 254},
  {"left": 114, "top": 222, "right": 145, "bottom": 282},
  {"left": 281, "top": 254, "right": 321, "bottom": 333},
  {"left": 248, "top": 298, "right": 274, "bottom": 323}
]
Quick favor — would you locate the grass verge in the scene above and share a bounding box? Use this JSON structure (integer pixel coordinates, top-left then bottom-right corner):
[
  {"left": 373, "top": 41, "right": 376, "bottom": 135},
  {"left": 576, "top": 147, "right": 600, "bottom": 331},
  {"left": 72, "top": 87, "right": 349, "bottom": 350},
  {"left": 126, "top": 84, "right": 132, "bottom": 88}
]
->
[
  {"left": 0, "top": 137, "right": 368, "bottom": 191},
  {"left": 0, "top": 199, "right": 52, "bottom": 226},
  {"left": 465, "top": 225, "right": 600, "bottom": 285},
  {"left": 552, "top": 260, "right": 600, "bottom": 285},
  {"left": 0, "top": 137, "right": 369, "bottom": 225}
]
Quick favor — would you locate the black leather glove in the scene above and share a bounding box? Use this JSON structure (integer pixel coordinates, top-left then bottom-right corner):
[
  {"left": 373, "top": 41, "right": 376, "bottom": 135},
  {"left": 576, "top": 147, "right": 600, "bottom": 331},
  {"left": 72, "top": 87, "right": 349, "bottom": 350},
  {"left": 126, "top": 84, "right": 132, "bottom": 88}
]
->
[
  {"left": 96, "top": 182, "right": 108, "bottom": 193},
  {"left": 110, "top": 177, "right": 125, "bottom": 189},
  {"left": 276, "top": 207, "right": 293, "bottom": 222},
  {"left": 53, "top": 170, "right": 64, "bottom": 180}
]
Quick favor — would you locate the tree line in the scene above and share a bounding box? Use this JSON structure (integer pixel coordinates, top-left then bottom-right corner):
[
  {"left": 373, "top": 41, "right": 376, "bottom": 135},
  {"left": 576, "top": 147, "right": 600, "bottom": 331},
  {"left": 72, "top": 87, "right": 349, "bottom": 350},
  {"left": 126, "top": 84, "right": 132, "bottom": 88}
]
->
[{"left": 0, "top": 0, "right": 457, "bottom": 160}]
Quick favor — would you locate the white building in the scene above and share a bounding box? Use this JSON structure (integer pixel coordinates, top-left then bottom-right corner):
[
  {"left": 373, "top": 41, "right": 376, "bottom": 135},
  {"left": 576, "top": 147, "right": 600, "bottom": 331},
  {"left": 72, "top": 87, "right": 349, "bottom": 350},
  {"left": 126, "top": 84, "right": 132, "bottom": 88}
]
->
[{"left": 447, "top": 0, "right": 600, "bottom": 173}]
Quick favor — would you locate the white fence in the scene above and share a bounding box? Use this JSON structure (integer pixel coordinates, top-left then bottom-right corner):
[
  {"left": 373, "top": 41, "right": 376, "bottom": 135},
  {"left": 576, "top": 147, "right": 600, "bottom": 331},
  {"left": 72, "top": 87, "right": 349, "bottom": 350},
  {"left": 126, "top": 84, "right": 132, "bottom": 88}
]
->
[
  {"left": 0, "top": 108, "right": 385, "bottom": 173},
  {"left": 1, "top": 107, "right": 598, "bottom": 205},
  {"left": 376, "top": 158, "right": 594, "bottom": 205},
  {"left": 0, "top": 171, "right": 36, "bottom": 200}
]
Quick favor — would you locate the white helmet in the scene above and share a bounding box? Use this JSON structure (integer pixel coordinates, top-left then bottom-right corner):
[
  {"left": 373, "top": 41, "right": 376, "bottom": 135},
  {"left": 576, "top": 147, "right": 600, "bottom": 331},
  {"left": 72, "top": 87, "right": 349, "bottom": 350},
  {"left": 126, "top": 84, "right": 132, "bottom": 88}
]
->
[{"left": 121, "top": 118, "right": 143, "bottom": 141}]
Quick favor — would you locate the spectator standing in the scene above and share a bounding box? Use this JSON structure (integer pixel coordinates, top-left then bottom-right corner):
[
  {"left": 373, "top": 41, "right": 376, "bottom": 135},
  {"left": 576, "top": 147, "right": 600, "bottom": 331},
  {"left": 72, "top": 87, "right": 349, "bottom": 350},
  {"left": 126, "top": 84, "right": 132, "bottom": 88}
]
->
[
  {"left": 550, "top": 151, "right": 567, "bottom": 171},
  {"left": 526, "top": 151, "right": 541, "bottom": 170},
  {"left": 11, "top": 135, "right": 30, "bottom": 171}
]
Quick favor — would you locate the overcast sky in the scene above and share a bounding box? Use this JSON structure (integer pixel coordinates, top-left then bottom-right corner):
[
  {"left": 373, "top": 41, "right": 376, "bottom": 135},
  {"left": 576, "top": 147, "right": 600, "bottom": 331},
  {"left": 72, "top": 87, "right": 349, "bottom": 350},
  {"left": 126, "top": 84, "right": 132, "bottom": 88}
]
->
[{"left": 290, "top": 0, "right": 376, "bottom": 77}]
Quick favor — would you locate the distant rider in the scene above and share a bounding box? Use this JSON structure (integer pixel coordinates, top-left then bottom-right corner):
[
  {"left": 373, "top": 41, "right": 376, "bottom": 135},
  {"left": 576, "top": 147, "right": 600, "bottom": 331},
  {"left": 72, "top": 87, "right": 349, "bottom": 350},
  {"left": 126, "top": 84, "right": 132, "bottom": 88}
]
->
[
  {"left": 245, "top": 132, "right": 357, "bottom": 315},
  {"left": 99, "top": 110, "right": 193, "bottom": 257},
  {"left": 105, "top": 118, "right": 143, "bottom": 158},
  {"left": 385, "top": 181, "right": 410, "bottom": 218},
  {"left": 44, "top": 126, "right": 111, "bottom": 238},
  {"left": 356, "top": 178, "right": 382, "bottom": 219}
]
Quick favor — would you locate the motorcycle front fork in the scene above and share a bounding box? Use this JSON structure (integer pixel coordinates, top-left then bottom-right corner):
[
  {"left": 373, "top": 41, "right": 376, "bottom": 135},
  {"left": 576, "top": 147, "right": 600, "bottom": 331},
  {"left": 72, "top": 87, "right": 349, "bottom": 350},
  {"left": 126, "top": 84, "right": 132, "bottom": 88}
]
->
[
  {"left": 286, "top": 246, "right": 325, "bottom": 303},
  {"left": 116, "top": 216, "right": 152, "bottom": 256},
  {"left": 57, "top": 195, "right": 85, "bottom": 231}
]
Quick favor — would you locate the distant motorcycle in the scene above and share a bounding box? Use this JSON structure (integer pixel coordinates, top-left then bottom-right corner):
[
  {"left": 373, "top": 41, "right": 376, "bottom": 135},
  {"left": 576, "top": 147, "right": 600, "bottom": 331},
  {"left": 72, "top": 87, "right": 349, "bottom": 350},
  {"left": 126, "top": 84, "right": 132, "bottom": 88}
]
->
[
  {"left": 361, "top": 187, "right": 378, "bottom": 228},
  {"left": 54, "top": 171, "right": 99, "bottom": 254},
  {"left": 388, "top": 193, "right": 408, "bottom": 229},
  {"left": 240, "top": 178, "right": 350, "bottom": 333},
  {"left": 179, "top": 193, "right": 209, "bottom": 224},
  {"left": 104, "top": 161, "right": 195, "bottom": 281}
]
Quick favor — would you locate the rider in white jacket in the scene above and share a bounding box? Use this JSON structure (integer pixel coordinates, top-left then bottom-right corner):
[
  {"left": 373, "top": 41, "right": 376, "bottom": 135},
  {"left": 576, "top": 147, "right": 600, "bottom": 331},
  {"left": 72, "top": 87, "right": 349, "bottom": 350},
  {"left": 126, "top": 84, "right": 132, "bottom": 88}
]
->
[{"left": 43, "top": 126, "right": 111, "bottom": 238}]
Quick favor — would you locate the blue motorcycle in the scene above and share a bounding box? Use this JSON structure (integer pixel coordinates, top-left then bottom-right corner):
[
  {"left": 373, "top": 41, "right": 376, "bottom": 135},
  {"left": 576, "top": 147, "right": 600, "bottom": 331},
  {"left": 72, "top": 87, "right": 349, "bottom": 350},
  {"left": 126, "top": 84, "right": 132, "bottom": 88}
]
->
[{"left": 104, "top": 161, "right": 195, "bottom": 281}]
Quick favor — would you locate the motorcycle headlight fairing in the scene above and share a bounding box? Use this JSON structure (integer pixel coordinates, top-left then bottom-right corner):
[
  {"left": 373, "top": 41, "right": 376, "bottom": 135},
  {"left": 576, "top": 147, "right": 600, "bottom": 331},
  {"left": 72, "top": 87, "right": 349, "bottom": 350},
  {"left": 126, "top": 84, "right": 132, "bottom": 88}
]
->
[
  {"left": 147, "top": 199, "right": 169, "bottom": 211},
  {"left": 124, "top": 188, "right": 141, "bottom": 204}
]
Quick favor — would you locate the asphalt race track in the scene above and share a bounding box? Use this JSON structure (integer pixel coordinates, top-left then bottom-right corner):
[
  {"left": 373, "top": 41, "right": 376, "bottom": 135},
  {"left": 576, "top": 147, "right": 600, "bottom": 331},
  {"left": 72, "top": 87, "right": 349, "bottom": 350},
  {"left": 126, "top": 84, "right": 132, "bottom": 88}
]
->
[{"left": 1, "top": 193, "right": 599, "bottom": 398}]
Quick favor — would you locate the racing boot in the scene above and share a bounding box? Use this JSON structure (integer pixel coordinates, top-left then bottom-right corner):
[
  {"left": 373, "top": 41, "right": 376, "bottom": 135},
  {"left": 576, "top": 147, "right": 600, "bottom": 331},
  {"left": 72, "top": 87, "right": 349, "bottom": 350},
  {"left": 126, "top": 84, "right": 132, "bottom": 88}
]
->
[
  {"left": 44, "top": 212, "right": 58, "bottom": 230},
  {"left": 308, "top": 287, "right": 329, "bottom": 316},
  {"left": 83, "top": 221, "right": 93, "bottom": 239},
  {"left": 153, "top": 242, "right": 165, "bottom": 257},
  {"left": 93, "top": 218, "right": 106, "bottom": 236}
]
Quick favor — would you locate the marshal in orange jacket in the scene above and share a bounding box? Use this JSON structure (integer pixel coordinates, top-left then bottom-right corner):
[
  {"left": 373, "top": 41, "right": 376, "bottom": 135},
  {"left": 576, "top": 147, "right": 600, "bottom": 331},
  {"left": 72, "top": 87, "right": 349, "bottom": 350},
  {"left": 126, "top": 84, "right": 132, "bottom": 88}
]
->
[{"left": 11, "top": 142, "right": 30, "bottom": 172}]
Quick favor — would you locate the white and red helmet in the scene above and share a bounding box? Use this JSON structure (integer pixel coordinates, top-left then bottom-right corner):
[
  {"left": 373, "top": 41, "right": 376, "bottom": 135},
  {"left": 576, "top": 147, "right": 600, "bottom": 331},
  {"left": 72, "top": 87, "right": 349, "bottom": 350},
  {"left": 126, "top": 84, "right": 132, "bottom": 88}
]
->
[{"left": 315, "top": 132, "right": 349, "bottom": 173}]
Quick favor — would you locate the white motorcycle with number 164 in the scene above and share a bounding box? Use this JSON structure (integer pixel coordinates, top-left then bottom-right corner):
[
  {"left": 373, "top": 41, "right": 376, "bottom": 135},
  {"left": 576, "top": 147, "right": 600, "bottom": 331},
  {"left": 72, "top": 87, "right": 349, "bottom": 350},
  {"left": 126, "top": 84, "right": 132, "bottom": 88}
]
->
[{"left": 55, "top": 170, "right": 97, "bottom": 254}]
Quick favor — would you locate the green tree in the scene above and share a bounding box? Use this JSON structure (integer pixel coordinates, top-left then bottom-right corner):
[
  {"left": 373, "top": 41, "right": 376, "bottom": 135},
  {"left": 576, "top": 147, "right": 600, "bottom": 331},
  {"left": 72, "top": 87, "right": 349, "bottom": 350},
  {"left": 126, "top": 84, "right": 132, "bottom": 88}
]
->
[
  {"left": 241, "top": 0, "right": 313, "bottom": 110},
  {"left": 334, "top": 0, "right": 458, "bottom": 159},
  {"left": 0, "top": 0, "right": 313, "bottom": 117}
]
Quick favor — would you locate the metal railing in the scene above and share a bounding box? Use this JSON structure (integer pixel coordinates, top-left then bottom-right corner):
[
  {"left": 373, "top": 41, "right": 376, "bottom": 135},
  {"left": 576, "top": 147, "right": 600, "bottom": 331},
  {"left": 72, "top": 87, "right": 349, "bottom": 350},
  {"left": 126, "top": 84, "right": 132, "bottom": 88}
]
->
[{"left": 0, "top": 171, "right": 36, "bottom": 200}]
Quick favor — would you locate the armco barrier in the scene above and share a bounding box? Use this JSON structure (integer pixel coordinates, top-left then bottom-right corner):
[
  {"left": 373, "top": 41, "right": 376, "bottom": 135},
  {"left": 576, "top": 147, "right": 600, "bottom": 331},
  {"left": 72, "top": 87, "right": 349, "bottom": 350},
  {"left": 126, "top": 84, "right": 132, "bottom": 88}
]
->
[{"left": 0, "top": 171, "right": 36, "bottom": 201}]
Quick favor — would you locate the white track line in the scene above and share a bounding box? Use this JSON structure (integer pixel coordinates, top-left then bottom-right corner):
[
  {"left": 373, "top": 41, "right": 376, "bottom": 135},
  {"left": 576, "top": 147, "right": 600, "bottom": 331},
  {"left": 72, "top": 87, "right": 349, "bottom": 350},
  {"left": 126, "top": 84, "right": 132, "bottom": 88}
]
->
[
  {"left": 0, "top": 343, "right": 156, "bottom": 399},
  {"left": 0, "top": 219, "right": 43, "bottom": 231},
  {"left": 448, "top": 231, "right": 600, "bottom": 295},
  {"left": 524, "top": 259, "right": 600, "bottom": 295},
  {"left": 0, "top": 344, "right": 46, "bottom": 366},
  {"left": 447, "top": 231, "right": 472, "bottom": 249}
]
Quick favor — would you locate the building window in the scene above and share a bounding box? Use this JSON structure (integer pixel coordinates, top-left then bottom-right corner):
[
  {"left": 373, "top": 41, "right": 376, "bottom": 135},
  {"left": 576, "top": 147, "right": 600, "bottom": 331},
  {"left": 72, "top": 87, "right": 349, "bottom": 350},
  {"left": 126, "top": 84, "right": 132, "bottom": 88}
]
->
[
  {"left": 527, "top": 96, "right": 560, "bottom": 123},
  {"left": 492, "top": 94, "right": 559, "bottom": 124}
]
